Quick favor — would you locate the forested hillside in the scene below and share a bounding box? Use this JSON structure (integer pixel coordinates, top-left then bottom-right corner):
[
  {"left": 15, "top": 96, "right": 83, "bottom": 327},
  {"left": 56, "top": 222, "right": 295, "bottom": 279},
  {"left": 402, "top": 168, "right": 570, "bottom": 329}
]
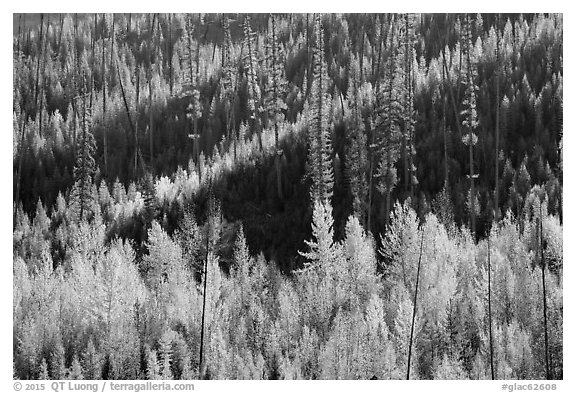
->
[{"left": 13, "top": 13, "right": 562, "bottom": 380}]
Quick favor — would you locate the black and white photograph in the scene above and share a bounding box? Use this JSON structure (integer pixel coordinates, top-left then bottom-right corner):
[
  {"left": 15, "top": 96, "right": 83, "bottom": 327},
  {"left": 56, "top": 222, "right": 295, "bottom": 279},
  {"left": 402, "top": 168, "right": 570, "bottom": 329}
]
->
[{"left": 11, "top": 9, "right": 565, "bottom": 384}]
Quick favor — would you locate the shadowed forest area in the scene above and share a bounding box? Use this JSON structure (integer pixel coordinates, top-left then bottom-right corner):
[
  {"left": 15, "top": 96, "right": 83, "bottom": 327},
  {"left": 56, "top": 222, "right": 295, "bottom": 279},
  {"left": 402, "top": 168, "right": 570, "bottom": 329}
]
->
[{"left": 13, "top": 13, "right": 562, "bottom": 380}]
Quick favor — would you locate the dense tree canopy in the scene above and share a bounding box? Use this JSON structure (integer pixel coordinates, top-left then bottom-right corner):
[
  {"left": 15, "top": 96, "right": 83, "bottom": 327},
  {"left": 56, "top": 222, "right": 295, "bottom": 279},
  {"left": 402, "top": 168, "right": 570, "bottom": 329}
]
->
[{"left": 13, "top": 13, "right": 562, "bottom": 380}]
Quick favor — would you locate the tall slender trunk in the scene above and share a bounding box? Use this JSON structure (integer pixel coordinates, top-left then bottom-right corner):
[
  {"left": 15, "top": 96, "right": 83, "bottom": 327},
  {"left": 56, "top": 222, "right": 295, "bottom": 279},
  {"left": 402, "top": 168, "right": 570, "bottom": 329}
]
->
[
  {"left": 135, "top": 65, "right": 140, "bottom": 176},
  {"left": 16, "top": 14, "right": 22, "bottom": 55},
  {"left": 275, "top": 123, "right": 283, "bottom": 201},
  {"left": 540, "top": 205, "right": 550, "bottom": 379},
  {"left": 465, "top": 21, "right": 476, "bottom": 239},
  {"left": 442, "top": 60, "right": 449, "bottom": 188},
  {"left": 72, "top": 14, "right": 78, "bottom": 160},
  {"left": 14, "top": 115, "right": 26, "bottom": 221},
  {"left": 271, "top": 15, "right": 283, "bottom": 201},
  {"left": 366, "top": 17, "right": 385, "bottom": 232},
  {"left": 57, "top": 13, "right": 64, "bottom": 55},
  {"left": 469, "top": 131, "right": 475, "bottom": 238},
  {"left": 199, "top": 234, "right": 209, "bottom": 378},
  {"left": 384, "top": 21, "right": 395, "bottom": 228},
  {"left": 305, "top": 14, "right": 313, "bottom": 100},
  {"left": 34, "top": 14, "right": 44, "bottom": 118},
  {"left": 102, "top": 13, "right": 108, "bottom": 176},
  {"left": 199, "top": 188, "right": 213, "bottom": 379},
  {"left": 488, "top": 234, "right": 495, "bottom": 379},
  {"left": 149, "top": 80, "right": 154, "bottom": 164},
  {"left": 359, "top": 19, "right": 365, "bottom": 82},
  {"left": 407, "top": 23, "right": 415, "bottom": 200},
  {"left": 79, "top": 93, "right": 88, "bottom": 221},
  {"left": 495, "top": 33, "right": 501, "bottom": 221},
  {"left": 403, "top": 15, "right": 410, "bottom": 196},
  {"left": 197, "top": 15, "right": 202, "bottom": 78},
  {"left": 116, "top": 59, "right": 136, "bottom": 159},
  {"left": 168, "top": 13, "right": 173, "bottom": 95},
  {"left": 457, "top": 17, "right": 463, "bottom": 103},
  {"left": 148, "top": 13, "right": 156, "bottom": 165},
  {"left": 245, "top": 22, "right": 262, "bottom": 151},
  {"left": 39, "top": 14, "right": 50, "bottom": 136},
  {"left": 110, "top": 14, "right": 115, "bottom": 76},
  {"left": 407, "top": 228, "right": 425, "bottom": 380},
  {"left": 441, "top": 46, "right": 464, "bottom": 139},
  {"left": 26, "top": 27, "right": 30, "bottom": 54},
  {"left": 90, "top": 14, "right": 96, "bottom": 113}
]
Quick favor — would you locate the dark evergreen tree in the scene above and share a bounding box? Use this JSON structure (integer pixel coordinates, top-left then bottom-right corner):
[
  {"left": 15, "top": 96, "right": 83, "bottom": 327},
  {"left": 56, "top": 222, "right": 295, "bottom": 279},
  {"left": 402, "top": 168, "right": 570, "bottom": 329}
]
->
[
  {"left": 374, "top": 15, "right": 404, "bottom": 227},
  {"left": 69, "top": 73, "right": 97, "bottom": 222},
  {"left": 461, "top": 14, "right": 480, "bottom": 238},
  {"left": 243, "top": 15, "right": 263, "bottom": 151},
  {"left": 307, "top": 14, "right": 334, "bottom": 204},
  {"left": 264, "top": 14, "right": 288, "bottom": 201}
]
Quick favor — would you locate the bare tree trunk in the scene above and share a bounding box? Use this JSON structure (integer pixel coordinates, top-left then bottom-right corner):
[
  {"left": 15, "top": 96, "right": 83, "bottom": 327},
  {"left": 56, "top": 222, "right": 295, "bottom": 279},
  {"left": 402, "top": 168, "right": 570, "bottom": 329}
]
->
[
  {"left": 407, "top": 228, "right": 424, "bottom": 380},
  {"left": 540, "top": 205, "right": 550, "bottom": 379},
  {"left": 271, "top": 15, "right": 283, "bottom": 201},
  {"left": 465, "top": 18, "right": 476, "bottom": 239},
  {"left": 110, "top": 14, "right": 115, "bottom": 75},
  {"left": 199, "top": 235, "right": 209, "bottom": 378},
  {"left": 39, "top": 14, "right": 50, "bottom": 137},
  {"left": 16, "top": 14, "right": 22, "bottom": 55},
  {"left": 90, "top": 14, "right": 96, "bottom": 113},
  {"left": 305, "top": 13, "right": 312, "bottom": 99},
  {"left": 199, "top": 189, "right": 213, "bottom": 379},
  {"left": 407, "top": 19, "right": 415, "bottom": 200},
  {"left": 168, "top": 13, "right": 173, "bottom": 95},
  {"left": 197, "top": 15, "right": 202, "bottom": 78},
  {"left": 72, "top": 14, "right": 78, "bottom": 160},
  {"left": 34, "top": 14, "right": 44, "bottom": 118},
  {"left": 469, "top": 129, "right": 476, "bottom": 238},
  {"left": 441, "top": 46, "right": 464, "bottom": 139},
  {"left": 359, "top": 18, "right": 365, "bottom": 82},
  {"left": 488, "top": 234, "right": 495, "bottom": 379},
  {"left": 57, "top": 13, "right": 64, "bottom": 55},
  {"left": 116, "top": 59, "right": 137, "bottom": 166},
  {"left": 495, "top": 31, "right": 501, "bottom": 221},
  {"left": 442, "top": 60, "right": 449, "bottom": 188},
  {"left": 102, "top": 13, "right": 108, "bottom": 177},
  {"left": 148, "top": 13, "right": 157, "bottom": 166},
  {"left": 14, "top": 115, "right": 26, "bottom": 220},
  {"left": 135, "top": 65, "right": 140, "bottom": 176},
  {"left": 403, "top": 15, "right": 410, "bottom": 196},
  {"left": 384, "top": 21, "right": 396, "bottom": 228}
]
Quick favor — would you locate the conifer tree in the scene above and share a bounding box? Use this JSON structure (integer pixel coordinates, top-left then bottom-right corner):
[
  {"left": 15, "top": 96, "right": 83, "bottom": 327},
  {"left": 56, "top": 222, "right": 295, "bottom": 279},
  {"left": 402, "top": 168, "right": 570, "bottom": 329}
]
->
[
  {"left": 374, "top": 16, "right": 404, "bottom": 227},
  {"left": 264, "top": 14, "right": 288, "bottom": 200},
  {"left": 69, "top": 73, "right": 97, "bottom": 222},
  {"left": 345, "top": 55, "right": 368, "bottom": 221},
  {"left": 243, "top": 15, "right": 263, "bottom": 151},
  {"left": 177, "top": 205, "right": 202, "bottom": 274},
  {"left": 308, "top": 14, "right": 334, "bottom": 204},
  {"left": 38, "top": 358, "right": 49, "bottom": 380},
  {"left": 82, "top": 337, "right": 102, "bottom": 379},
  {"left": 461, "top": 14, "right": 480, "bottom": 238},
  {"left": 298, "top": 200, "right": 340, "bottom": 277},
  {"left": 68, "top": 355, "right": 84, "bottom": 380},
  {"left": 184, "top": 14, "right": 202, "bottom": 173},
  {"left": 159, "top": 330, "right": 174, "bottom": 380},
  {"left": 199, "top": 193, "right": 222, "bottom": 379},
  {"left": 50, "top": 335, "right": 67, "bottom": 380},
  {"left": 146, "top": 347, "right": 160, "bottom": 380},
  {"left": 401, "top": 13, "right": 418, "bottom": 198},
  {"left": 494, "top": 19, "right": 502, "bottom": 221}
]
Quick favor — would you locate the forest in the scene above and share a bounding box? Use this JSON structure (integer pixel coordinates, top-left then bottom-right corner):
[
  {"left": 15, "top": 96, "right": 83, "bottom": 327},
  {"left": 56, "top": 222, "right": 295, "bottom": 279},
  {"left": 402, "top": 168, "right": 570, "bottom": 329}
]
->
[{"left": 12, "top": 13, "right": 562, "bottom": 380}]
